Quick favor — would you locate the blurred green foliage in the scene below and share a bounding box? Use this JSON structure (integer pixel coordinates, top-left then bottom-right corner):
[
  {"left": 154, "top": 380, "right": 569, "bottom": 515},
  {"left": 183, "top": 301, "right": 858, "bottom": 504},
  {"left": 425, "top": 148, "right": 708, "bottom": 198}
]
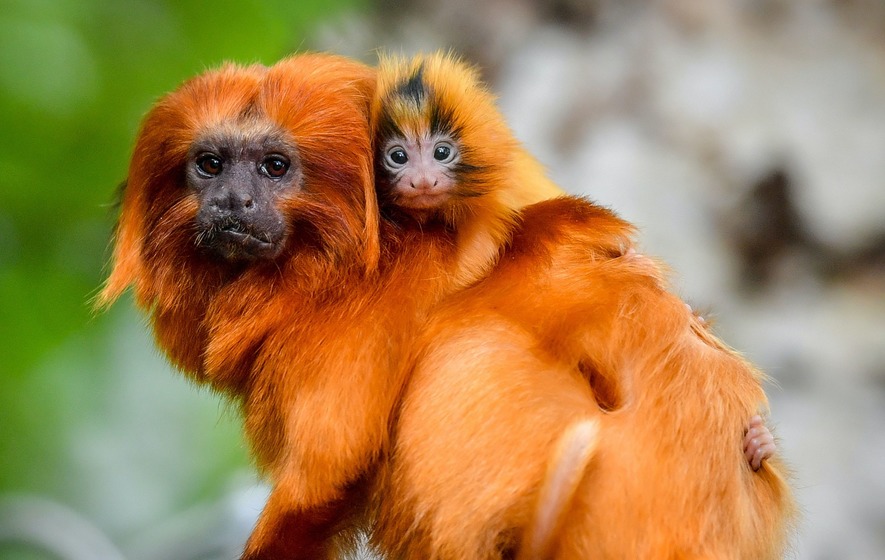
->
[{"left": 0, "top": 0, "right": 365, "bottom": 548}]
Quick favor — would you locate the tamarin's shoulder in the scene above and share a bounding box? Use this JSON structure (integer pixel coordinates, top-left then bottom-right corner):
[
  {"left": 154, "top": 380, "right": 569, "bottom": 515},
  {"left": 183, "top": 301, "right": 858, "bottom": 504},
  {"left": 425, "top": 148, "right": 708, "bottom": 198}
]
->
[{"left": 507, "top": 196, "right": 636, "bottom": 260}]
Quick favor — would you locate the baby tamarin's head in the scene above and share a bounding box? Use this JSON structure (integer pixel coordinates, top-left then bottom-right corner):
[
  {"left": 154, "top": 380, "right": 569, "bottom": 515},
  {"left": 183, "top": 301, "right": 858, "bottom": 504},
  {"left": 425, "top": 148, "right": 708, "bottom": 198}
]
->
[{"left": 372, "top": 52, "right": 519, "bottom": 224}]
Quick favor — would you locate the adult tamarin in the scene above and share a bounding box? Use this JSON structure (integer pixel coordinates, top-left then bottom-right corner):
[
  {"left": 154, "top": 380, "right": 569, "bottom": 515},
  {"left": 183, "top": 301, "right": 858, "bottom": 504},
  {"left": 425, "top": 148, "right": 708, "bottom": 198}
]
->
[
  {"left": 98, "top": 54, "right": 439, "bottom": 559},
  {"left": 368, "top": 54, "right": 793, "bottom": 558}
]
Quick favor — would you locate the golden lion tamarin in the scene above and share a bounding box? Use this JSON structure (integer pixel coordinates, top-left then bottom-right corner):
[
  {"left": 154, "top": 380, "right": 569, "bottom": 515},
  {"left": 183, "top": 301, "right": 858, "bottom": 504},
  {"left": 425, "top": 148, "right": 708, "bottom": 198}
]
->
[
  {"left": 367, "top": 54, "right": 793, "bottom": 558},
  {"left": 98, "top": 54, "right": 417, "bottom": 559},
  {"left": 372, "top": 51, "right": 564, "bottom": 288}
]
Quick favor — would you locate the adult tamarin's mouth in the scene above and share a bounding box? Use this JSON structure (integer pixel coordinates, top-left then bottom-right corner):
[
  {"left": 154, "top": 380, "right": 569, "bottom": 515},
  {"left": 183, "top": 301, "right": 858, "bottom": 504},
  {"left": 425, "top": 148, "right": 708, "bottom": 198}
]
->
[{"left": 199, "top": 217, "right": 284, "bottom": 261}]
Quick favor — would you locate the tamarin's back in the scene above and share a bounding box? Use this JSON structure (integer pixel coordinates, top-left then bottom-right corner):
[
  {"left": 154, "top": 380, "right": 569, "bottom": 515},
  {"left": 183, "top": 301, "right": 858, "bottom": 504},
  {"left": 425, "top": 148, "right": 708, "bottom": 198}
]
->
[{"left": 376, "top": 196, "right": 795, "bottom": 559}]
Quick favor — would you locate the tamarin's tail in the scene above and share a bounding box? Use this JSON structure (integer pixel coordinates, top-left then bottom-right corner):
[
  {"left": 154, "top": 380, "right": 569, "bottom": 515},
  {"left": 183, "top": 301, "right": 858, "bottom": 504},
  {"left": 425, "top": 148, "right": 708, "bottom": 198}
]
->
[{"left": 517, "top": 418, "right": 599, "bottom": 560}]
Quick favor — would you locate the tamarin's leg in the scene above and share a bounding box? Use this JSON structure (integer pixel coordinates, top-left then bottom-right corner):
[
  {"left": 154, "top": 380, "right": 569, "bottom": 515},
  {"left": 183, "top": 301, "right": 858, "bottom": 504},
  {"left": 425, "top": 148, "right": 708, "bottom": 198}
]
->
[{"left": 241, "top": 490, "right": 354, "bottom": 560}]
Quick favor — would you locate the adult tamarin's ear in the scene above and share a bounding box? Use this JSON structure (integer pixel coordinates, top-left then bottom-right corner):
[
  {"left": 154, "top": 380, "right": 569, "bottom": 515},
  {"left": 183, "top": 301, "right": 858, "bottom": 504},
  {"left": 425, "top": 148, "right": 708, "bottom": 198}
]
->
[{"left": 98, "top": 63, "right": 267, "bottom": 309}]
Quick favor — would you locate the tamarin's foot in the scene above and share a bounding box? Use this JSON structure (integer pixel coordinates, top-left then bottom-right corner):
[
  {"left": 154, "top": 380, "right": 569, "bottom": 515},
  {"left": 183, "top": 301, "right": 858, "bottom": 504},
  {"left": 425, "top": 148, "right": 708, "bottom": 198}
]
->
[{"left": 744, "top": 415, "right": 777, "bottom": 470}]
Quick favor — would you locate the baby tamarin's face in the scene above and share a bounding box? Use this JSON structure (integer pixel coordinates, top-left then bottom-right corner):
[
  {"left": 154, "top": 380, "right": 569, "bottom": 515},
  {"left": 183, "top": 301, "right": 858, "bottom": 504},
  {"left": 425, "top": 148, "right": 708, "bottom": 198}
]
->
[
  {"left": 379, "top": 129, "right": 460, "bottom": 210},
  {"left": 373, "top": 54, "right": 517, "bottom": 224}
]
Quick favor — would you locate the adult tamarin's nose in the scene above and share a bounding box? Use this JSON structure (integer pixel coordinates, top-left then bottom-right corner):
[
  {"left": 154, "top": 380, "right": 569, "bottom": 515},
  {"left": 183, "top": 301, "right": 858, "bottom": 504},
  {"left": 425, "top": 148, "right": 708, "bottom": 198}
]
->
[{"left": 209, "top": 186, "right": 255, "bottom": 215}]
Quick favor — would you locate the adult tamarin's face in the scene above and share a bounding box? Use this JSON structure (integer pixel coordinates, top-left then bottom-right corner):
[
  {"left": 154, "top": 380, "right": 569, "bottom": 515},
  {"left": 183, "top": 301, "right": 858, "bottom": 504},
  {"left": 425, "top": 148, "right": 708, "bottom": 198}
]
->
[
  {"left": 99, "top": 54, "right": 378, "bottom": 309},
  {"left": 187, "top": 122, "right": 301, "bottom": 262}
]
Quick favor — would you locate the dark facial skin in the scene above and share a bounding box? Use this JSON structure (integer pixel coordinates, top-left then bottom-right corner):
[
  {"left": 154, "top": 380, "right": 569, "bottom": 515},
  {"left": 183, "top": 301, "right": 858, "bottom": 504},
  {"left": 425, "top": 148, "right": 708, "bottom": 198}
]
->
[
  {"left": 379, "top": 131, "right": 460, "bottom": 211},
  {"left": 187, "top": 129, "right": 302, "bottom": 261}
]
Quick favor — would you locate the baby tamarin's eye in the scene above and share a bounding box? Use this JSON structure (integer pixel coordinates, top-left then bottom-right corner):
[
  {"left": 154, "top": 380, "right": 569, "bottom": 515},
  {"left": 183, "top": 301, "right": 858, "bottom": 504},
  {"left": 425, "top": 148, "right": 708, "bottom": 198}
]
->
[
  {"left": 433, "top": 142, "right": 456, "bottom": 163},
  {"left": 386, "top": 147, "right": 408, "bottom": 167}
]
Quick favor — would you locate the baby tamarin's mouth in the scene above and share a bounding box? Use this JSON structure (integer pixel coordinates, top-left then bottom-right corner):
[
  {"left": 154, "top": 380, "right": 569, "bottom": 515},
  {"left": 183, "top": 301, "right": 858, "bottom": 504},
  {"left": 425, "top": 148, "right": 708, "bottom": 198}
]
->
[{"left": 396, "top": 190, "right": 453, "bottom": 210}]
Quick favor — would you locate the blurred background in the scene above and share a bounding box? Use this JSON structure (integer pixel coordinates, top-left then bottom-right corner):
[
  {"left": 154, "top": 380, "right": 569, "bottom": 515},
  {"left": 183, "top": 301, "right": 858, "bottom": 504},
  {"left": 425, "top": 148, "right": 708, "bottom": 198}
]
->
[{"left": 1, "top": 0, "right": 883, "bottom": 558}]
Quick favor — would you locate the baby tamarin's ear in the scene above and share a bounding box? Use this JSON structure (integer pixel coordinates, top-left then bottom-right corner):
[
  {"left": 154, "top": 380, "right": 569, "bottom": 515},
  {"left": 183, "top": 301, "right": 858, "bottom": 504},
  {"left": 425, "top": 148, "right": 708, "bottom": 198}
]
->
[{"left": 372, "top": 51, "right": 565, "bottom": 285}]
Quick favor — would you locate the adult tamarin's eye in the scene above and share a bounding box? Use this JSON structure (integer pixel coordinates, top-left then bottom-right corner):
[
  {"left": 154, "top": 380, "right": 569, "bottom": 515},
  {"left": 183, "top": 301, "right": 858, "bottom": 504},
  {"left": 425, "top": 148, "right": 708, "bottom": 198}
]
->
[
  {"left": 261, "top": 155, "right": 290, "bottom": 178},
  {"left": 433, "top": 142, "right": 455, "bottom": 163},
  {"left": 196, "top": 153, "right": 223, "bottom": 176},
  {"left": 386, "top": 147, "right": 408, "bottom": 167}
]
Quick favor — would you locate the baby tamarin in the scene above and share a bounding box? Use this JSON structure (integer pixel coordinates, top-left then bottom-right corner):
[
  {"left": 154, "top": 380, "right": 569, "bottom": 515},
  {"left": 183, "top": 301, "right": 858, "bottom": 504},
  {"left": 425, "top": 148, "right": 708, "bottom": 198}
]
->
[
  {"left": 368, "top": 54, "right": 792, "bottom": 558},
  {"left": 372, "top": 51, "right": 564, "bottom": 287}
]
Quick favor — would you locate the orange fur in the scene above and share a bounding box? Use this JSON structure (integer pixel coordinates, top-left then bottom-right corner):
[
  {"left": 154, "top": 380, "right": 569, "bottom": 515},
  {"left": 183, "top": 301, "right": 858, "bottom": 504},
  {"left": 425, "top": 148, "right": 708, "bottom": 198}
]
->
[{"left": 374, "top": 198, "right": 796, "bottom": 559}]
